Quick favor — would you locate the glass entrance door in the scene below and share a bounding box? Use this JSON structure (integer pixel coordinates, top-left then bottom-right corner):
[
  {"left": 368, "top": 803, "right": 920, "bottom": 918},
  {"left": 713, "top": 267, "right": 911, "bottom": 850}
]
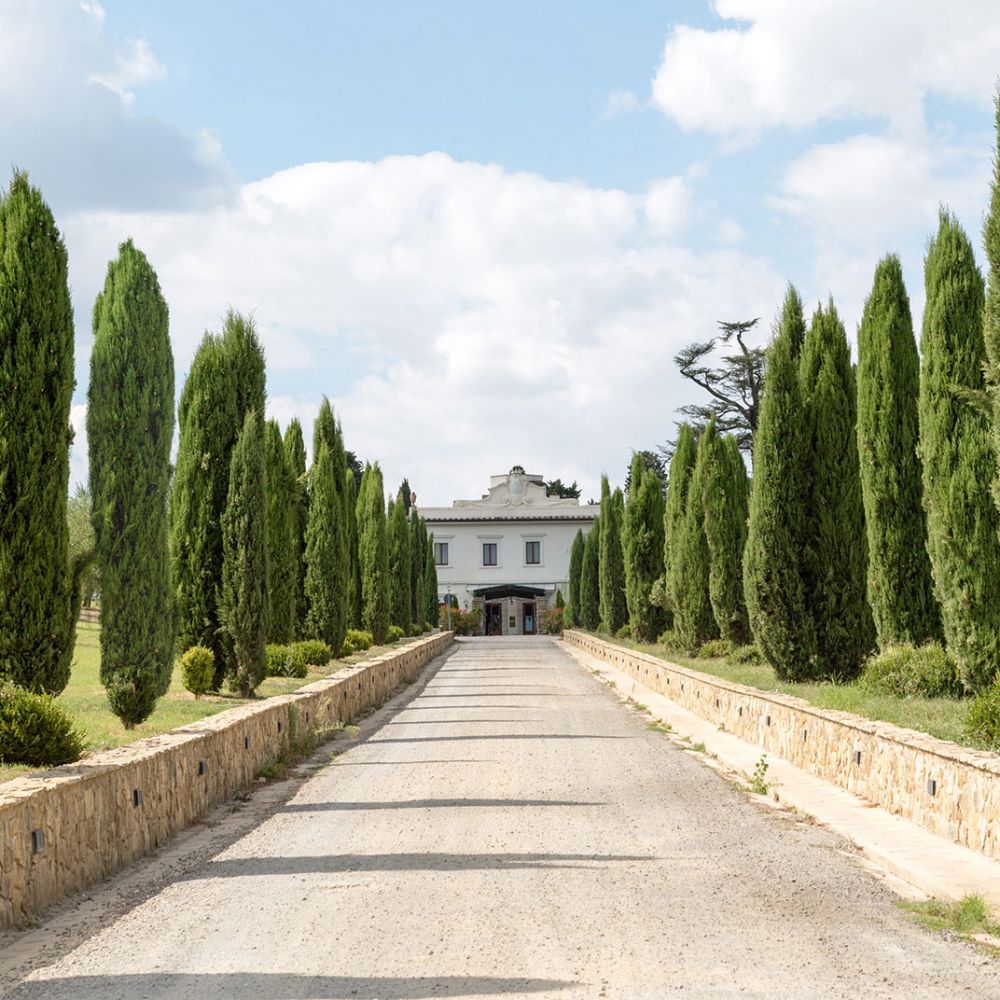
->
[{"left": 522, "top": 602, "right": 536, "bottom": 635}]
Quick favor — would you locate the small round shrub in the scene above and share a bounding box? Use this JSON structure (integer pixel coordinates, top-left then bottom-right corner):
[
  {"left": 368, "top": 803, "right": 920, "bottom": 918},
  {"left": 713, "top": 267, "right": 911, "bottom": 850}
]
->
[
  {"left": 179, "top": 645, "right": 215, "bottom": 698},
  {"left": 698, "top": 638, "right": 734, "bottom": 660},
  {"left": 657, "top": 629, "right": 686, "bottom": 654},
  {"left": 0, "top": 683, "right": 85, "bottom": 766},
  {"left": 728, "top": 643, "right": 764, "bottom": 665},
  {"left": 346, "top": 628, "right": 373, "bottom": 651},
  {"left": 406, "top": 622, "right": 421, "bottom": 637},
  {"left": 964, "top": 686, "right": 1000, "bottom": 751},
  {"left": 292, "top": 639, "right": 332, "bottom": 667},
  {"left": 339, "top": 638, "right": 356, "bottom": 658},
  {"left": 859, "top": 643, "right": 958, "bottom": 699},
  {"left": 386, "top": 624, "right": 405, "bottom": 644},
  {"left": 266, "top": 643, "right": 308, "bottom": 678},
  {"left": 615, "top": 624, "right": 632, "bottom": 641}
]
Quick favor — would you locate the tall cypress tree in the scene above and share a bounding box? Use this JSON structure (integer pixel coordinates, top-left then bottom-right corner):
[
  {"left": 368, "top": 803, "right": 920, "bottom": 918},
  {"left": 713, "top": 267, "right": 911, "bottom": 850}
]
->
[
  {"left": 0, "top": 172, "right": 80, "bottom": 693},
  {"left": 700, "top": 423, "right": 749, "bottom": 644},
  {"left": 579, "top": 519, "right": 601, "bottom": 630},
  {"left": 219, "top": 410, "right": 269, "bottom": 697},
  {"left": 623, "top": 462, "right": 666, "bottom": 642},
  {"left": 920, "top": 210, "right": 1000, "bottom": 691},
  {"left": 857, "top": 255, "right": 940, "bottom": 648},
  {"left": 304, "top": 443, "right": 348, "bottom": 653},
  {"left": 388, "top": 492, "right": 412, "bottom": 628},
  {"left": 663, "top": 424, "right": 697, "bottom": 619},
  {"left": 798, "top": 301, "right": 874, "bottom": 679},
  {"left": 312, "top": 397, "right": 351, "bottom": 627},
  {"left": 423, "top": 528, "right": 438, "bottom": 626},
  {"left": 172, "top": 311, "right": 264, "bottom": 686},
  {"left": 358, "top": 463, "right": 391, "bottom": 642},
  {"left": 744, "top": 288, "right": 816, "bottom": 679},
  {"left": 986, "top": 90, "right": 1000, "bottom": 523},
  {"left": 88, "top": 240, "right": 175, "bottom": 725},
  {"left": 344, "top": 467, "right": 360, "bottom": 626},
  {"left": 264, "top": 419, "right": 297, "bottom": 643},
  {"left": 567, "top": 529, "right": 585, "bottom": 629},
  {"left": 410, "top": 509, "right": 424, "bottom": 624},
  {"left": 283, "top": 418, "right": 307, "bottom": 639},
  {"left": 673, "top": 430, "right": 718, "bottom": 648},
  {"left": 598, "top": 477, "right": 627, "bottom": 633}
]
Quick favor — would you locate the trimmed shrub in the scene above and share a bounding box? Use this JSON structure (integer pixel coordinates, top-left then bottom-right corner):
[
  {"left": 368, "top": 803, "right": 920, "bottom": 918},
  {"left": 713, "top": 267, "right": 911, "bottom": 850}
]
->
[
  {"left": 440, "top": 606, "right": 481, "bottom": 636},
  {"left": 697, "top": 638, "right": 734, "bottom": 660},
  {"left": 406, "top": 622, "right": 421, "bottom": 637},
  {"left": 347, "top": 629, "right": 374, "bottom": 651},
  {"left": 179, "top": 646, "right": 215, "bottom": 698},
  {"left": 965, "top": 686, "right": 1000, "bottom": 751},
  {"left": 292, "top": 639, "right": 332, "bottom": 667},
  {"left": 542, "top": 607, "right": 564, "bottom": 635},
  {"left": 615, "top": 624, "right": 632, "bottom": 641},
  {"left": 729, "top": 644, "right": 764, "bottom": 665},
  {"left": 656, "top": 629, "right": 686, "bottom": 655},
  {"left": 339, "top": 638, "right": 356, "bottom": 658},
  {"left": 0, "top": 683, "right": 84, "bottom": 766},
  {"left": 265, "top": 643, "right": 308, "bottom": 679},
  {"left": 386, "top": 624, "right": 405, "bottom": 644},
  {"left": 859, "top": 643, "right": 958, "bottom": 699}
]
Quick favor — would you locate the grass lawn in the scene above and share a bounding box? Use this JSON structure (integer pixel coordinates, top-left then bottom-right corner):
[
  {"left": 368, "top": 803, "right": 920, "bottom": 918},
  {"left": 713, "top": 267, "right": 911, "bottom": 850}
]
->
[
  {"left": 0, "top": 622, "right": 424, "bottom": 784},
  {"left": 617, "top": 638, "right": 972, "bottom": 748}
]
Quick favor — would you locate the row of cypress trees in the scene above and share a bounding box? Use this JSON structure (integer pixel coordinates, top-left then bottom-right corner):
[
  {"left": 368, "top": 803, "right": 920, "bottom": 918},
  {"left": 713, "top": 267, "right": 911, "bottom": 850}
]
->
[{"left": 0, "top": 170, "right": 438, "bottom": 728}]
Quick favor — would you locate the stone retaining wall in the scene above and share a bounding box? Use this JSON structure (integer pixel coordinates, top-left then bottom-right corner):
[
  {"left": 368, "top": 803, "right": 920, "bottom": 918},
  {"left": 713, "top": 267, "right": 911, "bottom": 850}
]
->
[
  {"left": 564, "top": 630, "right": 1000, "bottom": 863},
  {"left": 0, "top": 631, "right": 454, "bottom": 930}
]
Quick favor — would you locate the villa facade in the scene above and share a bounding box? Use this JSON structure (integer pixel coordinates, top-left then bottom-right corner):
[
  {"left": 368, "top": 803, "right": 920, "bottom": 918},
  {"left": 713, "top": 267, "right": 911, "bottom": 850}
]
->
[{"left": 418, "top": 467, "right": 599, "bottom": 635}]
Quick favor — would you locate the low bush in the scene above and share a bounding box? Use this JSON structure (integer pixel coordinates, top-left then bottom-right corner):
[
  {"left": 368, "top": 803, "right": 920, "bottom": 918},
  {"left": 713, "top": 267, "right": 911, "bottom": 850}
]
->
[
  {"left": 292, "top": 639, "right": 332, "bottom": 667},
  {"left": 346, "top": 628, "right": 373, "bottom": 651},
  {"left": 860, "top": 643, "right": 959, "bottom": 699},
  {"left": 386, "top": 624, "right": 405, "bottom": 644},
  {"left": 406, "top": 622, "right": 421, "bottom": 637},
  {"left": 542, "top": 606, "right": 564, "bottom": 635},
  {"left": 698, "top": 638, "right": 734, "bottom": 660},
  {"left": 439, "top": 605, "right": 481, "bottom": 636},
  {"left": 179, "top": 645, "right": 215, "bottom": 698},
  {"left": 0, "top": 683, "right": 85, "bottom": 767},
  {"left": 339, "top": 638, "right": 356, "bottom": 658},
  {"left": 266, "top": 644, "right": 308, "bottom": 678},
  {"left": 964, "top": 686, "right": 1000, "bottom": 751},
  {"left": 728, "top": 643, "right": 764, "bottom": 665},
  {"left": 615, "top": 624, "right": 633, "bottom": 641},
  {"left": 656, "top": 629, "right": 688, "bottom": 655}
]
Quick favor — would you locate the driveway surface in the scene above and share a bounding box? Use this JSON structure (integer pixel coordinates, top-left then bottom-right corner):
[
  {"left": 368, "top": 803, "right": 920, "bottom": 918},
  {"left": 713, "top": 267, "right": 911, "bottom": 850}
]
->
[{"left": 5, "top": 636, "right": 999, "bottom": 999}]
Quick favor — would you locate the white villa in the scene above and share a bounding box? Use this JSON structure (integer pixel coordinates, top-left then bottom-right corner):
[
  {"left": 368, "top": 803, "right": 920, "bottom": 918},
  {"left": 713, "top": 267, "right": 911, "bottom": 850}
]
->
[{"left": 418, "top": 467, "right": 599, "bottom": 636}]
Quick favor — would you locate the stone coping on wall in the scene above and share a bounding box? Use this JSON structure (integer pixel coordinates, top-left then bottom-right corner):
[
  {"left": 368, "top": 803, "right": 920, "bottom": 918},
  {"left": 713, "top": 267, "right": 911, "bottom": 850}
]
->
[
  {"left": 564, "top": 630, "right": 1000, "bottom": 863},
  {"left": 0, "top": 631, "right": 454, "bottom": 930}
]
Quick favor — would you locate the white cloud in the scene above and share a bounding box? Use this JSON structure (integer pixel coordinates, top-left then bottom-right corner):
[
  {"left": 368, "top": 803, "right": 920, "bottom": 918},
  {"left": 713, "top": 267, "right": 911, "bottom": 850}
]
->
[
  {"left": 643, "top": 176, "right": 690, "bottom": 237},
  {"left": 601, "top": 89, "right": 640, "bottom": 119},
  {"left": 0, "top": 0, "right": 232, "bottom": 211},
  {"left": 69, "top": 404, "right": 88, "bottom": 490},
  {"left": 651, "top": 0, "right": 1000, "bottom": 140},
  {"left": 63, "top": 154, "right": 784, "bottom": 503}
]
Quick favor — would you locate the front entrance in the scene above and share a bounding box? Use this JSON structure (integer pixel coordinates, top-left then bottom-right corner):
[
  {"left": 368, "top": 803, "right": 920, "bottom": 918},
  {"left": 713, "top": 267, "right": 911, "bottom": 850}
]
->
[
  {"left": 522, "top": 602, "right": 536, "bottom": 635},
  {"left": 486, "top": 603, "right": 503, "bottom": 636}
]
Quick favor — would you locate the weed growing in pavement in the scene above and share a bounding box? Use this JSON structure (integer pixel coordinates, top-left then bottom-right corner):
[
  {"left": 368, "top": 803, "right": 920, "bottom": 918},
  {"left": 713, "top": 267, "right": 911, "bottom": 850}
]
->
[
  {"left": 689, "top": 741, "right": 707, "bottom": 753},
  {"left": 898, "top": 895, "right": 1000, "bottom": 955},
  {"left": 749, "top": 754, "right": 769, "bottom": 795},
  {"left": 647, "top": 720, "right": 672, "bottom": 734}
]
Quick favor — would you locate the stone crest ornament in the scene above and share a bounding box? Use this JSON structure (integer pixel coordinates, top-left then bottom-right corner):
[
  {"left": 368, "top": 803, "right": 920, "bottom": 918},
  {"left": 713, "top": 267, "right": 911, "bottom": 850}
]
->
[{"left": 508, "top": 465, "right": 527, "bottom": 502}]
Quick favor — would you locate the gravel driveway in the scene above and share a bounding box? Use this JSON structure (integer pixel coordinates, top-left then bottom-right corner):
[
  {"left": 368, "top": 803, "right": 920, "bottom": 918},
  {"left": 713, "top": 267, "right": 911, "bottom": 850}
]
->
[{"left": 6, "top": 636, "right": 999, "bottom": 999}]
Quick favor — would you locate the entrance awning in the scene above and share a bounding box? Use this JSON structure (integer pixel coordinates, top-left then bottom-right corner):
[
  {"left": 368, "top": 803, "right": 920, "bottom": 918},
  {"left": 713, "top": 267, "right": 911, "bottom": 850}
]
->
[{"left": 472, "top": 584, "right": 546, "bottom": 601}]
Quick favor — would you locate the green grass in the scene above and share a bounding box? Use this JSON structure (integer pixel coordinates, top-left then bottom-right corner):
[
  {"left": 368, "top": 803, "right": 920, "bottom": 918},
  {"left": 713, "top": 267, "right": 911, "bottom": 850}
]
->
[
  {"left": 898, "top": 895, "right": 1000, "bottom": 948},
  {"left": 619, "top": 638, "right": 971, "bottom": 748},
  {"left": 0, "top": 623, "right": 418, "bottom": 784}
]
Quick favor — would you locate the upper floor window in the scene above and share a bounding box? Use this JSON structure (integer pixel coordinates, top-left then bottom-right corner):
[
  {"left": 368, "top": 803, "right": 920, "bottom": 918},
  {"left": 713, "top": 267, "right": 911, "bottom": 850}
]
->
[
  {"left": 525, "top": 540, "right": 541, "bottom": 565},
  {"left": 434, "top": 542, "right": 449, "bottom": 566},
  {"left": 482, "top": 542, "right": 498, "bottom": 567}
]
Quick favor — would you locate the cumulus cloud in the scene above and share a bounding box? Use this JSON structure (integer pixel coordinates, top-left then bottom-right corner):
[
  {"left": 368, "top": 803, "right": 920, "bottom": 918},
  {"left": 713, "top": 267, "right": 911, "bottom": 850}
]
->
[
  {"left": 651, "top": 0, "right": 1000, "bottom": 140},
  {"left": 62, "top": 154, "right": 784, "bottom": 503},
  {"left": 0, "top": 0, "right": 232, "bottom": 211},
  {"left": 601, "top": 89, "right": 640, "bottom": 120}
]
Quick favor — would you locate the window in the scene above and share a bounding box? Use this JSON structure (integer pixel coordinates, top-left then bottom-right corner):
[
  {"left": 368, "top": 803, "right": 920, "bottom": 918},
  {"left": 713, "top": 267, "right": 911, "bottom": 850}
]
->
[
  {"left": 525, "top": 540, "right": 541, "bottom": 565},
  {"left": 482, "top": 542, "right": 498, "bottom": 567},
  {"left": 434, "top": 542, "right": 449, "bottom": 566}
]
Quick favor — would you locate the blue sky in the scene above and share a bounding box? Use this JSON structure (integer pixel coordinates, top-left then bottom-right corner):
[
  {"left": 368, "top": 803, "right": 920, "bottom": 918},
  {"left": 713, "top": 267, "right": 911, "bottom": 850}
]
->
[{"left": 3, "top": 0, "right": 999, "bottom": 503}]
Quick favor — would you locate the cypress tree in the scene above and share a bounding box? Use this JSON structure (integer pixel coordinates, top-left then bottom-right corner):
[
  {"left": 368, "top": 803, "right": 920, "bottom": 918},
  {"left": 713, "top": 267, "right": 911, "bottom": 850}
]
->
[
  {"left": 673, "top": 430, "right": 718, "bottom": 648},
  {"left": 410, "top": 509, "right": 424, "bottom": 624},
  {"left": 744, "top": 288, "right": 816, "bottom": 679},
  {"left": 388, "top": 492, "right": 412, "bottom": 627},
  {"left": 172, "top": 311, "right": 264, "bottom": 686},
  {"left": 358, "top": 464, "right": 391, "bottom": 642},
  {"left": 567, "top": 529, "right": 585, "bottom": 628},
  {"left": 344, "top": 467, "right": 360, "bottom": 626},
  {"left": 920, "top": 210, "right": 1000, "bottom": 691},
  {"left": 700, "top": 424, "right": 749, "bottom": 644},
  {"left": 219, "top": 410, "right": 269, "bottom": 697},
  {"left": 857, "top": 255, "right": 940, "bottom": 648},
  {"left": 0, "top": 172, "right": 80, "bottom": 693},
  {"left": 264, "top": 419, "right": 297, "bottom": 643},
  {"left": 663, "top": 424, "right": 698, "bottom": 618},
  {"left": 304, "top": 443, "right": 348, "bottom": 653},
  {"left": 283, "top": 418, "right": 307, "bottom": 638},
  {"left": 423, "top": 529, "right": 438, "bottom": 625},
  {"left": 598, "top": 478, "right": 627, "bottom": 633},
  {"left": 798, "top": 301, "right": 874, "bottom": 679},
  {"left": 986, "top": 89, "right": 1000, "bottom": 521},
  {"left": 88, "top": 239, "right": 175, "bottom": 725},
  {"left": 579, "top": 520, "right": 601, "bottom": 630},
  {"left": 623, "top": 462, "right": 666, "bottom": 642}
]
